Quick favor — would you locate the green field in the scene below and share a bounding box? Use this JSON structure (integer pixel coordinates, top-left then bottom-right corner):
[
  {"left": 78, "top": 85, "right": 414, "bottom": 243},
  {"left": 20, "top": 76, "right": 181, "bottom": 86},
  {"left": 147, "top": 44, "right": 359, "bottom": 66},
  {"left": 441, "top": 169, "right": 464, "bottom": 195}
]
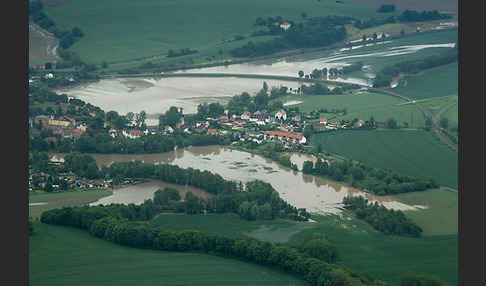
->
[
  {"left": 279, "top": 92, "right": 426, "bottom": 128},
  {"left": 154, "top": 213, "right": 314, "bottom": 243},
  {"left": 44, "top": 0, "right": 395, "bottom": 64},
  {"left": 394, "top": 63, "right": 458, "bottom": 100},
  {"left": 395, "top": 188, "right": 458, "bottom": 236},
  {"left": 137, "top": 212, "right": 460, "bottom": 285},
  {"left": 29, "top": 222, "right": 309, "bottom": 286},
  {"left": 292, "top": 214, "right": 457, "bottom": 286},
  {"left": 29, "top": 190, "right": 112, "bottom": 218},
  {"left": 313, "top": 130, "right": 458, "bottom": 188}
]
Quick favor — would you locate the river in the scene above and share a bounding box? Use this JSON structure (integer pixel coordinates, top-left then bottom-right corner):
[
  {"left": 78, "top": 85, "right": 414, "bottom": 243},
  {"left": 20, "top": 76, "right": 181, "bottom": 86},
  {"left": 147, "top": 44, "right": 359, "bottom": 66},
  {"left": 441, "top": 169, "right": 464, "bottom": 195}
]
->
[{"left": 53, "top": 146, "right": 424, "bottom": 214}]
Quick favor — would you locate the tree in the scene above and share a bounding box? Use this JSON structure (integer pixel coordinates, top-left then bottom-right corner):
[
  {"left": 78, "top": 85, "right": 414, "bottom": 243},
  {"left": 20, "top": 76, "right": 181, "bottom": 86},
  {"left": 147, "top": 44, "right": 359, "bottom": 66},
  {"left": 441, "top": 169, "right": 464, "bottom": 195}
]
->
[
  {"left": 386, "top": 118, "right": 398, "bottom": 129},
  {"left": 159, "top": 107, "right": 182, "bottom": 128},
  {"left": 424, "top": 117, "right": 433, "bottom": 131},
  {"left": 362, "top": 34, "right": 367, "bottom": 42},
  {"left": 135, "top": 111, "right": 147, "bottom": 129},
  {"left": 263, "top": 81, "right": 269, "bottom": 93},
  {"left": 400, "top": 29, "right": 405, "bottom": 37},
  {"left": 298, "top": 70, "right": 304, "bottom": 78},
  {"left": 126, "top": 112, "right": 135, "bottom": 126},
  {"left": 301, "top": 12, "right": 307, "bottom": 19},
  {"left": 400, "top": 274, "right": 447, "bottom": 286},
  {"left": 439, "top": 117, "right": 449, "bottom": 130},
  {"left": 302, "top": 161, "right": 314, "bottom": 174}
]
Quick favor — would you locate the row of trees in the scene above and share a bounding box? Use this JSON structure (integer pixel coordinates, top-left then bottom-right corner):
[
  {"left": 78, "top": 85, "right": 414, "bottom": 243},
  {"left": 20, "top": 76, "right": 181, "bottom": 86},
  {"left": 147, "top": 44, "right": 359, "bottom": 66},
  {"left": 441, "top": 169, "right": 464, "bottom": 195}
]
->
[
  {"left": 40, "top": 206, "right": 384, "bottom": 286},
  {"left": 167, "top": 48, "right": 198, "bottom": 58},
  {"left": 354, "top": 9, "right": 451, "bottom": 30},
  {"left": 343, "top": 196, "right": 423, "bottom": 237},
  {"left": 302, "top": 158, "right": 438, "bottom": 195},
  {"left": 373, "top": 48, "right": 457, "bottom": 87},
  {"left": 231, "top": 16, "right": 350, "bottom": 58}
]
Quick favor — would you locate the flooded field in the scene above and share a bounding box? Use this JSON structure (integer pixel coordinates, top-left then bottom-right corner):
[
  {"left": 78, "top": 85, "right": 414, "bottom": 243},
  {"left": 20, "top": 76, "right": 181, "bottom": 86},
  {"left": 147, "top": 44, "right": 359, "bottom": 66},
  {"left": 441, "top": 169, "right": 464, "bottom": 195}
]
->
[
  {"left": 90, "top": 180, "right": 210, "bottom": 206},
  {"left": 62, "top": 77, "right": 301, "bottom": 115},
  {"left": 55, "top": 146, "right": 423, "bottom": 214}
]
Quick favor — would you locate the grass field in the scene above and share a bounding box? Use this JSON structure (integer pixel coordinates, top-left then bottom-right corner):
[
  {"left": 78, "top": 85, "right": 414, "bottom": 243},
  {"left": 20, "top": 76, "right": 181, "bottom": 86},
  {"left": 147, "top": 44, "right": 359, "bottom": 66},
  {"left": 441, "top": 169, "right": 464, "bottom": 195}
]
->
[
  {"left": 43, "top": 0, "right": 396, "bottom": 64},
  {"left": 153, "top": 213, "right": 314, "bottom": 243},
  {"left": 29, "top": 222, "right": 309, "bottom": 286},
  {"left": 29, "top": 189, "right": 112, "bottom": 218},
  {"left": 395, "top": 188, "right": 458, "bottom": 236},
  {"left": 313, "top": 130, "right": 458, "bottom": 188},
  {"left": 394, "top": 63, "right": 458, "bottom": 100},
  {"left": 278, "top": 92, "right": 426, "bottom": 128},
  {"left": 29, "top": 23, "right": 59, "bottom": 64},
  {"left": 346, "top": 0, "right": 458, "bottom": 13},
  {"left": 292, "top": 214, "right": 457, "bottom": 286}
]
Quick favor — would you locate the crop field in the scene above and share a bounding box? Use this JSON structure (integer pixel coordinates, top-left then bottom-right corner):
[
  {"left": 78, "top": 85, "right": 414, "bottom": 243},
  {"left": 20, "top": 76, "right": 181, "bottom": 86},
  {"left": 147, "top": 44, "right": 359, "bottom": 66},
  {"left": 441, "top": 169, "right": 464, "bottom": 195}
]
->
[
  {"left": 29, "top": 222, "right": 309, "bottom": 286},
  {"left": 278, "top": 92, "right": 426, "bottom": 128},
  {"left": 394, "top": 63, "right": 458, "bottom": 100},
  {"left": 43, "top": 0, "right": 396, "bottom": 64},
  {"left": 29, "top": 190, "right": 112, "bottom": 218},
  {"left": 153, "top": 213, "right": 314, "bottom": 243},
  {"left": 395, "top": 188, "right": 458, "bottom": 236},
  {"left": 292, "top": 214, "right": 458, "bottom": 286},
  {"left": 313, "top": 130, "right": 458, "bottom": 188}
]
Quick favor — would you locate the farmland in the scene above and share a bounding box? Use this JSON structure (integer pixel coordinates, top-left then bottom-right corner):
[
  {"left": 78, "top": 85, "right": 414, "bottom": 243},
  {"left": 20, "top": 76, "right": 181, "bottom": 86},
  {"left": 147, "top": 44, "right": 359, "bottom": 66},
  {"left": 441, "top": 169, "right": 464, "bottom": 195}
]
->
[
  {"left": 29, "top": 222, "right": 309, "bottom": 286},
  {"left": 313, "top": 130, "right": 458, "bottom": 188},
  {"left": 29, "top": 23, "right": 59, "bottom": 65},
  {"left": 393, "top": 63, "right": 458, "bottom": 100},
  {"left": 395, "top": 188, "right": 458, "bottom": 236},
  {"left": 43, "top": 0, "right": 397, "bottom": 64}
]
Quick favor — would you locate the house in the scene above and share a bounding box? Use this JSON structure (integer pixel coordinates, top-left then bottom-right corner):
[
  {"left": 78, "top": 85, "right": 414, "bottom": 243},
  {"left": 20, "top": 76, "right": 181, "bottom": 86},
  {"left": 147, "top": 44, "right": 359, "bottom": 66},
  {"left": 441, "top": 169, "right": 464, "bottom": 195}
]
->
[
  {"left": 44, "top": 73, "right": 54, "bottom": 79},
  {"left": 44, "top": 137, "right": 57, "bottom": 143},
  {"left": 109, "top": 128, "right": 118, "bottom": 138},
  {"left": 34, "top": 115, "right": 53, "bottom": 127},
  {"left": 264, "top": 131, "right": 306, "bottom": 144},
  {"left": 49, "top": 155, "right": 65, "bottom": 166},
  {"left": 164, "top": 126, "right": 174, "bottom": 134},
  {"left": 275, "top": 110, "right": 287, "bottom": 121},
  {"left": 241, "top": 111, "right": 251, "bottom": 120},
  {"left": 280, "top": 22, "right": 292, "bottom": 31},
  {"left": 207, "top": 129, "right": 218, "bottom": 135},
  {"left": 354, "top": 119, "right": 365, "bottom": 128},
  {"left": 62, "top": 128, "right": 84, "bottom": 140},
  {"left": 252, "top": 111, "right": 266, "bottom": 121},
  {"left": 48, "top": 117, "right": 71, "bottom": 128},
  {"left": 320, "top": 117, "right": 328, "bottom": 125},
  {"left": 218, "top": 115, "right": 229, "bottom": 122},
  {"left": 122, "top": 129, "right": 142, "bottom": 139},
  {"left": 77, "top": 123, "right": 87, "bottom": 132}
]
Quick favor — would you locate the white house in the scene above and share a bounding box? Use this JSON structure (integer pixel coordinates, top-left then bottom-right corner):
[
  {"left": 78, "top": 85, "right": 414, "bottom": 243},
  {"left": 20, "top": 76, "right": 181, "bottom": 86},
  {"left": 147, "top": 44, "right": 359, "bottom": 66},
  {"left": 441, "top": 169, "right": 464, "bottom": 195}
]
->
[
  {"left": 280, "top": 22, "right": 292, "bottom": 31},
  {"left": 275, "top": 110, "right": 287, "bottom": 121},
  {"left": 241, "top": 111, "right": 251, "bottom": 120}
]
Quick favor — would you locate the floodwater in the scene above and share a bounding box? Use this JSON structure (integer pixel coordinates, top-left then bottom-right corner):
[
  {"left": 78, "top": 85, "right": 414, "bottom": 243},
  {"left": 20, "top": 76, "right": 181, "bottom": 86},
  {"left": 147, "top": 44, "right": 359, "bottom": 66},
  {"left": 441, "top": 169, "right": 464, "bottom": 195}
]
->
[
  {"left": 62, "top": 77, "right": 301, "bottom": 115},
  {"left": 55, "top": 146, "right": 423, "bottom": 214},
  {"left": 90, "top": 180, "right": 210, "bottom": 206}
]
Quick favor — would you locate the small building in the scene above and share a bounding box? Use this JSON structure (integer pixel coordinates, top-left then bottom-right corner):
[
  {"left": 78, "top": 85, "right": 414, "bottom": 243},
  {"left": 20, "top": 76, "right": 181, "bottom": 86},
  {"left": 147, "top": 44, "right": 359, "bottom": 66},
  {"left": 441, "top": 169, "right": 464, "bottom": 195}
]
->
[
  {"left": 207, "top": 129, "right": 218, "bottom": 135},
  {"left": 241, "top": 111, "right": 251, "bottom": 120},
  {"left": 354, "top": 119, "right": 365, "bottom": 128},
  {"left": 275, "top": 110, "right": 287, "bottom": 121},
  {"left": 264, "top": 131, "right": 306, "bottom": 145},
  {"left": 320, "top": 117, "right": 328, "bottom": 125},
  {"left": 280, "top": 22, "right": 292, "bottom": 31}
]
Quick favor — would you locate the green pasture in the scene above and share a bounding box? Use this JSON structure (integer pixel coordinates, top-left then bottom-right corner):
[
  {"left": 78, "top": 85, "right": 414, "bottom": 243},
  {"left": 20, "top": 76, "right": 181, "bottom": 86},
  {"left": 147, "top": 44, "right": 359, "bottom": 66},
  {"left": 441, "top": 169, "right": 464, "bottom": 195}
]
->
[
  {"left": 153, "top": 213, "right": 313, "bottom": 243},
  {"left": 395, "top": 188, "right": 458, "bottom": 236},
  {"left": 29, "top": 222, "right": 309, "bottom": 286},
  {"left": 44, "top": 0, "right": 395, "bottom": 64},
  {"left": 313, "top": 130, "right": 458, "bottom": 188},
  {"left": 394, "top": 63, "right": 458, "bottom": 100},
  {"left": 292, "top": 214, "right": 457, "bottom": 286}
]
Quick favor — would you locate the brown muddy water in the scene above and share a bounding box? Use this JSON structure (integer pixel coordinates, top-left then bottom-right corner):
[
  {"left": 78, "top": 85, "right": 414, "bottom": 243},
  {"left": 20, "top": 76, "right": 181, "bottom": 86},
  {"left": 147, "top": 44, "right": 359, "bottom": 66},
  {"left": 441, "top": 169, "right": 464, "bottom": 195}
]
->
[
  {"left": 54, "top": 146, "right": 423, "bottom": 214},
  {"left": 90, "top": 180, "right": 210, "bottom": 206}
]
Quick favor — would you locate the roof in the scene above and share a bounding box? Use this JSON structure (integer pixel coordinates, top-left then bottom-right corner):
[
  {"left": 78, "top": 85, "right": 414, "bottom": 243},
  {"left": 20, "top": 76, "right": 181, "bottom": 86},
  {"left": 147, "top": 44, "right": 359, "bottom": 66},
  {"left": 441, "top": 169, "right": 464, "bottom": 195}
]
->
[
  {"left": 130, "top": 130, "right": 142, "bottom": 135},
  {"left": 264, "top": 131, "right": 303, "bottom": 140},
  {"left": 207, "top": 129, "right": 217, "bottom": 134},
  {"left": 44, "top": 137, "right": 57, "bottom": 143}
]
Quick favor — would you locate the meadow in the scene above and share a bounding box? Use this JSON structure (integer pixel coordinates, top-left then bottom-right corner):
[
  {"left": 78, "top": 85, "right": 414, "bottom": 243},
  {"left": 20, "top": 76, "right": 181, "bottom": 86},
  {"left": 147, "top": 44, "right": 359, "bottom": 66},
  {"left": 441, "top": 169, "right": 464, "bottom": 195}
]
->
[
  {"left": 395, "top": 188, "right": 458, "bottom": 236},
  {"left": 29, "top": 222, "right": 309, "bottom": 286},
  {"left": 153, "top": 213, "right": 314, "bottom": 243},
  {"left": 313, "top": 130, "right": 458, "bottom": 188},
  {"left": 278, "top": 92, "right": 426, "bottom": 128},
  {"left": 29, "top": 189, "right": 112, "bottom": 218},
  {"left": 393, "top": 63, "right": 458, "bottom": 100},
  {"left": 43, "top": 0, "right": 396, "bottom": 64}
]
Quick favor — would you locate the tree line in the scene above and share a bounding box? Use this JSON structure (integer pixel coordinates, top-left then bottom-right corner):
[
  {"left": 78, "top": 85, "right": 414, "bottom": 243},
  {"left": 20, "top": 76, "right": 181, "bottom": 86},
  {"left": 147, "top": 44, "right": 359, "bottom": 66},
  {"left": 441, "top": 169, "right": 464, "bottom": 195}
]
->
[
  {"left": 354, "top": 9, "right": 451, "bottom": 29},
  {"left": 231, "top": 16, "right": 350, "bottom": 58},
  {"left": 343, "top": 196, "right": 423, "bottom": 237},
  {"left": 302, "top": 158, "right": 438, "bottom": 195},
  {"left": 40, "top": 204, "right": 385, "bottom": 286}
]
